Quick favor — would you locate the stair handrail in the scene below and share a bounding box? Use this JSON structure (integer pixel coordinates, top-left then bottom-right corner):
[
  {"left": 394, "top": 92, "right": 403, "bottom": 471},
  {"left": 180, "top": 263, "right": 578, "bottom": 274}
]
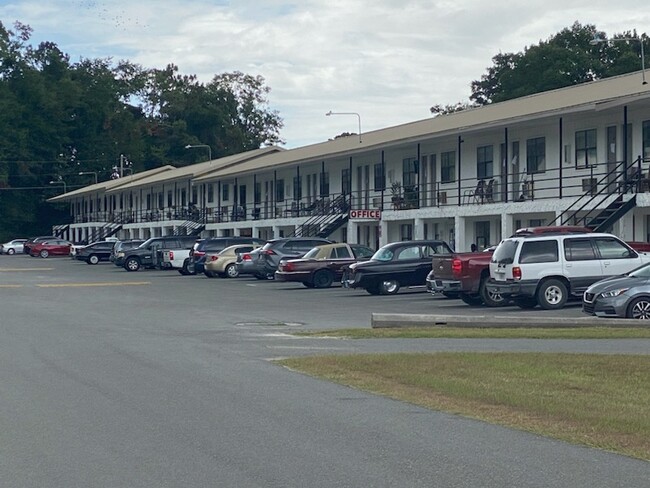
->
[
  {"left": 548, "top": 158, "right": 639, "bottom": 227},
  {"left": 290, "top": 194, "right": 348, "bottom": 237}
]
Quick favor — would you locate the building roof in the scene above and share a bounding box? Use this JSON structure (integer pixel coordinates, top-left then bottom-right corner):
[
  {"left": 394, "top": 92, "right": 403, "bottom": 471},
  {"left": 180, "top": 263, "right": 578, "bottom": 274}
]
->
[
  {"left": 193, "top": 70, "right": 650, "bottom": 182},
  {"left": 104, "top": 146, "right": 283, "bottom": 194},
  {"left": 47, "top": 165, "right": 177, "bottom": 202}
]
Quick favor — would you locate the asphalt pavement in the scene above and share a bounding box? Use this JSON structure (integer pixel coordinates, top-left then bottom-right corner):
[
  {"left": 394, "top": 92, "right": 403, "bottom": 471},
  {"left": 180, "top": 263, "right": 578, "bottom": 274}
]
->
[{"left": 0, "top": 255, "right": 648, "bottom": 487}]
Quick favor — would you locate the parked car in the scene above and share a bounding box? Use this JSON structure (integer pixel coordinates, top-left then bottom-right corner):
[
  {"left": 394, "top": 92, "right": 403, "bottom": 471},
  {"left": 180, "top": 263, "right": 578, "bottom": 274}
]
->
[
  {"left": 110, "top": 239, "right": 145, "bottom": 262},
  {"left": 252, "top": 238, "right": 333, "bottom": 279},
  {"left": 204, "top": 244, "right": 261, "bottom": 278},
  {"left": 487, "top": 232, "right": 650, "bottom": 310},
  {"left": 23, "top": 236, "right": 58, "bottom": 255},
  {"left": 75, "top": 241, "right": 115, "bottom": 264},
  {"left": 235, "top": 248, "right": 265, "bottom": 278},
  {"left": 582, "top": 262, "right": 650, "bottom": 319},
  {"left": 29, "top": 239, "right": 73, "bottom": 258},
  {"left": 1, "top": 238, "right": 28, "bottom": 255},
  {"left": 185, "top": 237, "right": 266, "bottom": 275},
  {"left": 276, "top": 243, "right": 374, "bottom": 288},
  {"left": 343, "top": 240, "right": 453, "bottom": 295},
  {"left": 118, "top": 236, "right": 198, "bottom": 271}
]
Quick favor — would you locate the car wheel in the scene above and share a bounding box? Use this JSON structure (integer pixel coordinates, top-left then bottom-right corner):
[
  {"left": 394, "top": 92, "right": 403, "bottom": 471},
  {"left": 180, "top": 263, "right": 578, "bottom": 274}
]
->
[
  {"left": 514, "top": 297, "right": 537, "bottom": 309},
  {"left": 7, "top": 248, "right": 15, "bottom": 255},
  {"left": 179, "top": 258, "right": 191, "bottom": 276},
  {"left": 459, "top": 292, "right": 483, "bottom": 306},
  {"left": 379, "top": 279, "right": 400, "bottom": 295},
  {"left": 225, "top": 264, "right": 239, "bottom": 278},
  {"left": 39, "top": 249, "right": 49, "bottom": 258},
  {"left": 204, "top": 270, "right": 216, "bottom": 278},
  {"left": 124, "top": 257, "right": 140, "bottom": 272},
  {"left": 479, "top": 279, "right": 509, "bottom": 307},
  {"left": 537, "top": 279, "right": 568, "bottom": 310},
  {"left": 88, "top": 254, "right": 100, "bottom": 265},
  {"left": 312, "top": 270, "right": 333, "bottom": 288},
  {"left": 626, "top": 297, "right": 650, "bottom": 319},
  {"left": 302, "top": 282, "right": 315, "bottom": 288}
]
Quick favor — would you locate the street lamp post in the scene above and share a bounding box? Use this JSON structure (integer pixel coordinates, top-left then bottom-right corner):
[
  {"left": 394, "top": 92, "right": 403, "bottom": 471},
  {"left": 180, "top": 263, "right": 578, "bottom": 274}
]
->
[
  {"left": 326, "top": 111, "right": 362, "bottom": 143},
  {"left": 78, "top": 171, "right": 98, "bottom": 184},
  {"left": 185, "top": 144, "right": 212, "bottom": 161},
  {"left": 590, "top": 34, "right": 647, "bottom": 85},
  {"left": 49, "top": 180, "right": 67, "bottom": 193}
]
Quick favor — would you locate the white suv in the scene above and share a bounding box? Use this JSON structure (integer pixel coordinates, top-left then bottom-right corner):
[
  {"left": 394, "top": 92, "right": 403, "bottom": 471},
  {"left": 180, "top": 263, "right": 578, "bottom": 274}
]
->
[{"left": 487, "top": 233, "right": 650, "bottom": 310}]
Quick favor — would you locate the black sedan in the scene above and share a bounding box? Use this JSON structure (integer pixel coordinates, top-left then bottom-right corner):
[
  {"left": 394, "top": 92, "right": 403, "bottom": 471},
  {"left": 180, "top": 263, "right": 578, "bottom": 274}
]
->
[
  {"left": 583, "top": 263, "right": 650, "bottom": 319},
  {"left": 75, "top": 241, "right": 115, "bottom": 264},
  {"left": 342, "top": 240, "right": 453, "bottom": 295}
]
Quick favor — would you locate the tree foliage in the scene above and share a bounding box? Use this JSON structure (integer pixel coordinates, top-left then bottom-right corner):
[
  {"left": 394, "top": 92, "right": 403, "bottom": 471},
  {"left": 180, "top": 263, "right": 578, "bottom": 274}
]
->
[
  {"left": 0, "top": 21, "right": 284, "bottom": 238},
  {"left": 470, "top": 22, "right": 648, "bottom": 105}
]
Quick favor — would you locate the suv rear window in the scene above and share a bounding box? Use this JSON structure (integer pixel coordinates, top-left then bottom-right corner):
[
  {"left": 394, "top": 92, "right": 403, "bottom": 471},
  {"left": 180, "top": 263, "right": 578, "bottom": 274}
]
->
[
  {"left": 491, "top": 240, "right": 519, "bottom": 264},
  {"left": 519, "top": 240, "right": 558, "bottom": 263}
]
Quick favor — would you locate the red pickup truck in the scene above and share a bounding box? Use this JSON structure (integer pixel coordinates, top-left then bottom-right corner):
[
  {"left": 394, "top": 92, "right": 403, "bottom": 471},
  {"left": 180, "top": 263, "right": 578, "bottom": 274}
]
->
[{"left": 427, "top": 226, "right": 650, "bottom": 307}]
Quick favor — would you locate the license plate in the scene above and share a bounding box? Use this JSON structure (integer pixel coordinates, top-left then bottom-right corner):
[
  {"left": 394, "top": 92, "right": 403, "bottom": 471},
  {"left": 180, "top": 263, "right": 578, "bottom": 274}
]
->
[{"left": 435, "top": 280, "right": 443, "bottom": 287}]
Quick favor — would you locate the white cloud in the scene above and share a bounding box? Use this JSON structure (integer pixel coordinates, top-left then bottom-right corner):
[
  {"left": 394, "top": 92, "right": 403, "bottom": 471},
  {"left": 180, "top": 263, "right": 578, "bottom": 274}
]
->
[{"left": 1, "top": 0, "right": 648, "bottom": 147}]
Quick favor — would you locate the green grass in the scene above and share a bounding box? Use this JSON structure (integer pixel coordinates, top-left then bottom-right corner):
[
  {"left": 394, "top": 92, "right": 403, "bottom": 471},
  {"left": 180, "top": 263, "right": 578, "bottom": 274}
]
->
[
  {"left": 277, "top": 352, "right": 650, "bottom": 460},
  {"left": 294, "top": 326, "right": 650, "bottom": 339}
]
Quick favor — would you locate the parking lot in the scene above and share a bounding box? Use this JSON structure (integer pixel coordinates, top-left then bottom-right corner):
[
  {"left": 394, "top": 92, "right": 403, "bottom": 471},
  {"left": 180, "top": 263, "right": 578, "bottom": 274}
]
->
[{"left": 0, "top": 253, "right": 588, "bottom": 330}]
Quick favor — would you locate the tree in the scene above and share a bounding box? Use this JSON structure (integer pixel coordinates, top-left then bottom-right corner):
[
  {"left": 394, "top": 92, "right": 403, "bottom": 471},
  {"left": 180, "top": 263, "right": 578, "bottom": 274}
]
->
[{"left": 469, "top": 22, "right": 648, "bottom": 105}]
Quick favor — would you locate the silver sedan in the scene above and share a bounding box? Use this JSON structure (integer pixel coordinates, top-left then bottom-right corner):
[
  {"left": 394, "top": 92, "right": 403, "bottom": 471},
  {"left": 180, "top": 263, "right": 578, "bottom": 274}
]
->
[
  {"left": 583, "top": 263, "right": 650, "bottom": 319},
  {"left": 1, "top": 238, "right": 28, "bottom": 255}
]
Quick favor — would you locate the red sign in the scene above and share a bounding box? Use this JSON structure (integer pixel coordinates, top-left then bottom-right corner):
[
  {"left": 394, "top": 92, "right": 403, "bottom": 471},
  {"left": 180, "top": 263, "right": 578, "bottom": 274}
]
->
[{"left": 349, "top": 209, "right": 382, "bottom": 220}]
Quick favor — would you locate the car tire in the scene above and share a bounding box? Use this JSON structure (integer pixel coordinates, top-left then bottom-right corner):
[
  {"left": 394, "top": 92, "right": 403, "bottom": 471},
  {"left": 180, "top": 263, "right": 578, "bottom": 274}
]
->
[
  {"left": 537, "top": 279, "right": 568, "bottom": 310},
  {"left": 514, "top": 297, "right": 537, "bottom": 309},
  {"left": 124, "top": 257, "right": 140, "bottom": 272},
  {"left": 459, "top": 292, "right": 483, "bottom": 306},
  {"left": 479, "top": 278, "right": 508, "bottom": 307},
  {"left": 312, "top": 270, "right": 333, "bottom": 288},
  {"left": 225, "top": 264, "right": 239, "bottom": 278},
  {"left": 39, "top": 249, "right": 49, "bottom": 258},
  {"left": 379, "top": 279, "right": 400, "bottom": 295},
  {"left": 7, "top": 248, "right": 15, "bottom": 255},
  {"left": 88, "top": 254, "right": 100, "bottom": 265},
  {"left": 365, "top": 282, "right": 381, "bottom": 295},
  {"left": 626, "top": 297, "right": 650, "bottom": 319}
]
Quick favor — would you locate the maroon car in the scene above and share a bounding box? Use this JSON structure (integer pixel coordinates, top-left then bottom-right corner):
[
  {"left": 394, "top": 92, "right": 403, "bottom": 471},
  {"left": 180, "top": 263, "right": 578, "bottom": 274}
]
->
[
  {"left": 275, "top": 243, "right": 374, "bottom": 288},
  {"left": 30, "top": 239, "right": 73, "bottom": 258}
]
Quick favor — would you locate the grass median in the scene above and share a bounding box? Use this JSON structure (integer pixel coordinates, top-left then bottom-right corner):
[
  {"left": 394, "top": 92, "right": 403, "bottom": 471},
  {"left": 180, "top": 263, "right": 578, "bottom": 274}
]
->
[{"left": 277, "top": 352, "right": 650, "bottom": 460}]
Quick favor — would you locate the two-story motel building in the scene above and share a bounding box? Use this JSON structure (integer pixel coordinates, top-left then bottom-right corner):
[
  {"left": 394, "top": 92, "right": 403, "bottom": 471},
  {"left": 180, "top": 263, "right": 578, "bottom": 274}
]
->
[{"left": 49, "top": 71, "right": 650, "bottom": 251}]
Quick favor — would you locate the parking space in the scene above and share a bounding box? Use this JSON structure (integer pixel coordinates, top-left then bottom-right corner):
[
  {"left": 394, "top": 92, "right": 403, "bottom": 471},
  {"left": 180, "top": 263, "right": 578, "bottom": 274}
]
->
[{"left": 0, "top": 254, "right": 586, "bottom": 329}]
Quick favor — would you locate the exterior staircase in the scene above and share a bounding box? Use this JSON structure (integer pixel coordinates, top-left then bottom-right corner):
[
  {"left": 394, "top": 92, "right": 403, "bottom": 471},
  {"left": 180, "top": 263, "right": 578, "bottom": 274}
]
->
[{"left": 290, "top": 194, "right": 350, "bottom": 239}]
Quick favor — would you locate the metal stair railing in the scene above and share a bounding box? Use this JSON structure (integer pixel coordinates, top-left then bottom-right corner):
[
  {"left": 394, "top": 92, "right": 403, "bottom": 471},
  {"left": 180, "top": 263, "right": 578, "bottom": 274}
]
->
[
  {"left": 289, "top": 194, "right": 349, "bottom": 238},
  {"left": 548, "top": 158, "right": 639, "bottom": 228}
]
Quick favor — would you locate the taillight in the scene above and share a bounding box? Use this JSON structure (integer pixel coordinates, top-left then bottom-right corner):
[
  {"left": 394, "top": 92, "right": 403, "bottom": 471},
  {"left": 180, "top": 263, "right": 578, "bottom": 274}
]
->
[
  {"left": 512, "top": 267, "right": 522, "bottom": 281},
  {"left": 451, "top": 258, "right": 462, "bottom": 278},
  {"left": 210, "top": 255, "right": 218, "bottom": 261},
  {"left": 242, "top": 254, "right": 252, "bottom": 261},
  {"left": 283, "top": 262, "right": 295, "bottom": 272},
  {"left": 263, "top": 249, "right": 276, "bottom": 255},
  {"left": 194, "top": 251, "right": 205, "bottom": 258},
  {"left": 169, "top": 251, "right": 174, "bottom": 260}
]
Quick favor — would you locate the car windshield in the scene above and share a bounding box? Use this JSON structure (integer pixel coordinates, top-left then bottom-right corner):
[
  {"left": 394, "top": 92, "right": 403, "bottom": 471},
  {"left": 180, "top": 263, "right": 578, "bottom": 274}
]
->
[
  {"left": 371, "top": 247, "right": 394, "bottom": 262},
  {"left": 491, "top": 239, "right": 519, "bottom": 264},
  {"left": 627, "top": 263, "right": 650, "bottom": 278}
]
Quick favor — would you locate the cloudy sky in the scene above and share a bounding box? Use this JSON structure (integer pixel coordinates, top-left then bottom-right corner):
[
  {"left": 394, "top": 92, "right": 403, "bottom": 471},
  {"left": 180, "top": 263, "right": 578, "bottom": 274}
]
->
[{"left": 0, "top": 0, "right": 647, "bottom": 148}]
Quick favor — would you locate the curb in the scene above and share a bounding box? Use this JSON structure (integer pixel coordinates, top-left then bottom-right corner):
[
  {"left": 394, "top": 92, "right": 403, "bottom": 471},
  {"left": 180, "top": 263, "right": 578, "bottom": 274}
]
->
[{"left": 370, "top": 313, "right": 648, "bottom": 329}]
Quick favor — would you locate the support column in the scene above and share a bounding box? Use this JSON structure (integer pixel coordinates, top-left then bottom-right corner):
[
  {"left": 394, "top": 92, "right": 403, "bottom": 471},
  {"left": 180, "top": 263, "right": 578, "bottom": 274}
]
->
[
  {"left": 379, "top": 220, "right": 389, "bottom": 247},
  {"left": 454, "top": 215, "right": 466, "bottom": 251},
  {"left": 272, "top": 225, "right": 280, "bottom": 239},
  {"left": 617, "top": 211, "right": 635, "bottom": 242},
  {"left": 502, "top": 213, "right": 514, "bottom": 241},
  {"left": 414, "top": 218, "right": 425, "bottom": 240},
  {"left": 348, "top": 221, "right": 359, "bottom": 244}
]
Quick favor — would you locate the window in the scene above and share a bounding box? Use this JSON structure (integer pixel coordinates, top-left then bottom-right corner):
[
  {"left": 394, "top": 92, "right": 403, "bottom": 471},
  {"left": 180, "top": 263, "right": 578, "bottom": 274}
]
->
[
  {"left": 564, "top": 239, "right": 597, "bottom": 261},
  {"left": 575, "top": 129, "right": 597, "bottom": 168},
  {"left": 374, "top": 163, "right": 385, "bottom": 191},
  {"left": 341, "top": 168, "right": 351, "bottom": 194},
  {"left": 593, "top": 237, "right": 635, "bottom": 259},
  {"left": 643, "top": 120, "right": 650, "bottom": 160},
  {"left": 320, "top": 172, "right": 329, "bottom": 197},
  {"left": 333, "top": 246, "right": 352, "bottom": 259},
  {"left": 526, "top": 137, "right": 546, "bottom": 174},
  {"left": 402, "top": 157, "right": 417, "bottom": 188},
  {"left": 192, "top": 187, "right": 198, "bottom": 205},
  {"left": 397, "top": 246, "right": 420, "bottom": 260},
  {"left": 519, "top": 240, "right": 558, "bottom": 263},
  {"left": 293, "top": 175, "right": 302, "bottom": 201},
  {"left": 477, "top": 145, "right": 493, "bottom": 179},
  {"left": 207, "top": 184, "right": 214, "bottom": 203},
  {"left": 400, "top": 223, "right": 413, "bottom": 241},
  {"left": 441, "top": 151, "right": 456, "bottom": 183},
  {"left": 222, "top": 183, "right": 229, "bottom": 201},
  {"left": 275, "top": 179, "right": 285, "bottom": 202}
]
